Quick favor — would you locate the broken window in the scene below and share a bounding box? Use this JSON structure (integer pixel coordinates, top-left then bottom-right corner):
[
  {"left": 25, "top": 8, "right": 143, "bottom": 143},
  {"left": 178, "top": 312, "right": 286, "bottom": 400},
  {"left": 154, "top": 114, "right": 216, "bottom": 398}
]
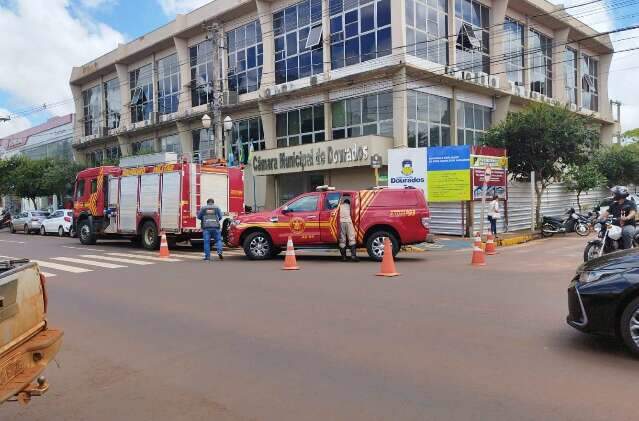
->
[
  {"left": 457, "top": 23, "right": 481, "bottom": 50},
  {"left": 305, "top": 24, "right": 323, "bottom": 49}
]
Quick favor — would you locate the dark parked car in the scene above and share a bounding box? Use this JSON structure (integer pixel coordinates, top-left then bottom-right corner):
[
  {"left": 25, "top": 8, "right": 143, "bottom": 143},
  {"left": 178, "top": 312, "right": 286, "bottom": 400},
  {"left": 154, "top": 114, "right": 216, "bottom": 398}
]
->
[{"left": 567, "top": 249, "right": 639, "bottom": 356}]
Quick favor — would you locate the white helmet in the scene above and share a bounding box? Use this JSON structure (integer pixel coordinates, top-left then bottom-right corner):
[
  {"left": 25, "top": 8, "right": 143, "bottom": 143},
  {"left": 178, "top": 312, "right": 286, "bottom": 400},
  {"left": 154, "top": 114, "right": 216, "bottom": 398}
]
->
[{"left": 608, "top": 225, "right": 623, "bottom": 241}]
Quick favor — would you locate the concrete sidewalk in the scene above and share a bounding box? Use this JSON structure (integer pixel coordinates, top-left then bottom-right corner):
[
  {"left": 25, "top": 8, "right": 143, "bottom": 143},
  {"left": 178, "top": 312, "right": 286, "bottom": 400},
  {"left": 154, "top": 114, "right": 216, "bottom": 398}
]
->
[{"left": 406, "top": 230, "right": 542, "bottom": 252}]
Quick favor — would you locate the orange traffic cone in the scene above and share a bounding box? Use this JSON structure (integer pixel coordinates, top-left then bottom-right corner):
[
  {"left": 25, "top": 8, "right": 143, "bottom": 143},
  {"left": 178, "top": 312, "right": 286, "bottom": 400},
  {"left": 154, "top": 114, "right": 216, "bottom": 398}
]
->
[
  {"left": 159, "top": 231, "right": 170, "bottom": 258},
  {"left": 282, "top": 236, "right": 300, "bottom": 270},
  {"left": 485, "top": 233, "right": 497, "bottom": 255},
  {"left": 471, "top": 232, "right": 486, "bottom": 266},
  {"left": 376, "top": 237, "right": 399, "bottom": 277}
]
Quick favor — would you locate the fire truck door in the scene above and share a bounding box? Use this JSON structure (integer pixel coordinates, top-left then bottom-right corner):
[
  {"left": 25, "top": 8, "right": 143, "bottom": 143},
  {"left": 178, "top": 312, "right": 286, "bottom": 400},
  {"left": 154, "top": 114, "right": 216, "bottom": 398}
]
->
[
  {"left": 319, "top": 191, "right": 341, "bottom": 243},
  {"left": 276, "top": 193, "right": 321, "bottom": 245}
]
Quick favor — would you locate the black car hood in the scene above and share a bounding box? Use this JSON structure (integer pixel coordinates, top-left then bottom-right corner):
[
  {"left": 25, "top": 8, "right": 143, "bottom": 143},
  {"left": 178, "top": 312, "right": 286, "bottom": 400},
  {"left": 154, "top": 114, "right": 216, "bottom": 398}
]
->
[{"left": 578, "top": 248, "right": 639, "bottom": 272}]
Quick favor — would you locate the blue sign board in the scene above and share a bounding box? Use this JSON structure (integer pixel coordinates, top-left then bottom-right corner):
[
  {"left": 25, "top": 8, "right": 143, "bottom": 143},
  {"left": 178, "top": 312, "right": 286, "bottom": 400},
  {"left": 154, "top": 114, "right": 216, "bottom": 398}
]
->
[{"left": 426, "top": 146, "right": 471, "bottom": 171}]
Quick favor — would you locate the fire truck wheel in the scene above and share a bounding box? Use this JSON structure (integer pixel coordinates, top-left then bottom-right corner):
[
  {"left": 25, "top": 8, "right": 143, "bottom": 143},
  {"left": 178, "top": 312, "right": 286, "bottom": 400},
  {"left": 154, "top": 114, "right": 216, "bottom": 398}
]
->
[
  {"left": 141, "top": 221, "right": 160, "bottom": 250},
  {"left": 78, "top": 219, "right": 97, "bottom": 245},
  {"left": 366, "top": 230, "right": 399, "bottom": 262},
  {"left": 243, "top": 231, "right": 273, "bottom": 260}
]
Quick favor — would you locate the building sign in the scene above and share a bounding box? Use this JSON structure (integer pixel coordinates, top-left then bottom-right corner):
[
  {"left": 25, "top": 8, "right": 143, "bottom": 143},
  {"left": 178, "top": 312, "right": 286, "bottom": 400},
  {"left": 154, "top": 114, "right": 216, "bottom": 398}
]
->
[
  {"left": 388, "top": 148, "right": 426, "bottom": 192},
  {"left": 427, "top": 146, "right": 471, "bottom": 202},
  {"left": 471, "top": 146, "right": 508, "bottom": 200},
  {"left": 251, "top": 136, "right": 392, "bottom": 175}
]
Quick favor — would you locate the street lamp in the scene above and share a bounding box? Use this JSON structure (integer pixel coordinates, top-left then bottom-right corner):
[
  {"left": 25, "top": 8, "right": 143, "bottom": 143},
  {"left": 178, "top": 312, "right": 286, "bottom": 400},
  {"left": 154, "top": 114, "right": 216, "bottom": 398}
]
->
[
  {"left": 201, "top": 114, "right": 214, "bottom": 161},
  {"left": 223, "top": 115, "right": 233, "bottom": 164}
]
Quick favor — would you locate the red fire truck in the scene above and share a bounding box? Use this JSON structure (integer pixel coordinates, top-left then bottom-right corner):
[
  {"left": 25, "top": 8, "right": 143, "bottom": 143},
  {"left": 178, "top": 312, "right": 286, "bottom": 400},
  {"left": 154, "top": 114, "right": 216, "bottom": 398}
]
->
[{"left": 72, "top": 158, "right": 244, "bottom": 250}]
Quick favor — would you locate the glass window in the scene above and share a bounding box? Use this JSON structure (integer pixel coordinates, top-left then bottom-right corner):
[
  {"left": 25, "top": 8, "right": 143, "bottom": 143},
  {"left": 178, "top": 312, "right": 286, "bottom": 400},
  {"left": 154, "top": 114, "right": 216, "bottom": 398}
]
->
[
  {"left": 332, "top": 91, "right": 393, "bottom": 139},
  {"left": 190, "top": 40, "right": 214, "bottom": 107},
  {"left": 82, "top": 85, "right": 102, "bottom": 136},
  {"left": 160, "top": 134, "right": 181, "bottom": 154},
  {"left": 325, "top": 192, "right": 342, "bottom": 210},
  {"left": 529, "top": 30, "right": 552, "bottom": 97},
  {"left": 581, "top": 54, "right": 599, "bottom": 111},
  {"left": 192, "top": 128, "right": 216, "bottom": 162},
  {"left": 231, "top": 117, "right": 265, "bottom": 164},
  {"left": 405, "top": 0, "right": 448, "bottom": 65},
  {"left": 274, "top": 0, "right": 323, "bottom": 84},
  {"left": 75, "top": 180, "right": 85, "bottom": 200},
  {"left": 228, "top": 20, "right": 263, "bottom": 94},
  {"left": 407, "top": 90, "right": 451, "bottom": 147},
  {"left": 157, "top": 54, "right": 180, "bottom": 115},
  {"left": 564, "top": 47, "right": 578, "bottom": 105},
  {"left": 132, "top": 139, "right": 155, "bottom": 155},
  {"left": 331, "top": 0, "right": 393, "bottom": 70},
  {"left": 104, "top": 78, "right": 121, "bottom": 130},
  {"left": 130, "top": 64, "right": 153, "bottom": 123},
  {"left": 287, "top": 194, "right": 319, "bottom": 212},
  {"left": 276, "top": 105, "right": 325, "bottom": 148},
  {"left": 504, "top": 18, "right": 524, "bottom": 86},
  {"left": 456, "top": 101, "right": 492, "bottom": 145},
  {"left": 90, "top": 179, "right": 98, "bottom": 193},
  {"left": 455, "top": 0, "right": 489, "bottom": 73}
]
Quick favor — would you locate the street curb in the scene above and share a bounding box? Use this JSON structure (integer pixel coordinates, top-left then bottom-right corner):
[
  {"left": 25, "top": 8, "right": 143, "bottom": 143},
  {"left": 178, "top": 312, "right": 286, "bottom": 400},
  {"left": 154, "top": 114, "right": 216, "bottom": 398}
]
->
[{"left": 496, "top": 232, "right": 542, "bottom": 247}]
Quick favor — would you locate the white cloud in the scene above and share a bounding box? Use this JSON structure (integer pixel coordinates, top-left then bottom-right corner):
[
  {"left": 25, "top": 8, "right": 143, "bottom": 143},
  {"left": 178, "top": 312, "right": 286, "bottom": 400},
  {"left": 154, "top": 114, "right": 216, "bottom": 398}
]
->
[
  {"left": 0, "top": 0, "right": 124, "bottom": 116},
  {"left": 0, "top": 109, "right": 31, "bottom": 138},
  {"left": 157, "top": 0, "right": 209, "bottom": 16},
  {"left": 79, "top": 0, "right": 117, "bottom": 8}
]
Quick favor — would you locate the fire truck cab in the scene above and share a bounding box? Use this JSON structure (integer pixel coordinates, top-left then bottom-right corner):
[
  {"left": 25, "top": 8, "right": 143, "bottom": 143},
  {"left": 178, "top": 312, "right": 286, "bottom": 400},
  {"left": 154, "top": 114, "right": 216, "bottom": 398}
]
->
[
  {"left": 73, "top": 155, "right": 244, "bottom": 250},
  {"left": 228, "top": 186, "right": 430, "bottom": 261}
]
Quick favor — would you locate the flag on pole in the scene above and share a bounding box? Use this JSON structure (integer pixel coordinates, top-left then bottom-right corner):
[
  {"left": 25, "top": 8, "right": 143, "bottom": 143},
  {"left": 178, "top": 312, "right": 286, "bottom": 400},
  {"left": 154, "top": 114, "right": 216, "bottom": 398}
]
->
[
  {"left": 228, "top": 151, "right": 235, "bottom": 167},
  {"left": 238, "top": 141, "right": 245, "bottom": 164},
  {"left": 248, "top": 143, "right": 254, "bottom": 166}
]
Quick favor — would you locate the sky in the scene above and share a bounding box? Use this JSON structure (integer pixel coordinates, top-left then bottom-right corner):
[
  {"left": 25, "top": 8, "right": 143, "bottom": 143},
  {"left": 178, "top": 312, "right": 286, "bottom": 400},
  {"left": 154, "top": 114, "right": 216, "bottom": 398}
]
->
[{"left": 0, "top": 0, "right": 637, "bottom": 138}]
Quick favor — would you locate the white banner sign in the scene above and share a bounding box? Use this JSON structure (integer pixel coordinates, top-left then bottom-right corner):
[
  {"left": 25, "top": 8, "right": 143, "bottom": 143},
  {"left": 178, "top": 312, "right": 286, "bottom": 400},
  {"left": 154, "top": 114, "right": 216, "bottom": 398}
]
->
[{"left": 388, "top": 148, "right": 427, "bottom": 194}]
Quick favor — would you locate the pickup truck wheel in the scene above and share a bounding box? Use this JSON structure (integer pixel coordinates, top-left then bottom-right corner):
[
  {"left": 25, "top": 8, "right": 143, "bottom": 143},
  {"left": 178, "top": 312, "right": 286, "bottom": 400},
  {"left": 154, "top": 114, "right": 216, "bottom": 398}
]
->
[
  {"left": 366, "top": 231, "right": 399, "bottom": 262},
  {"left": 141, "top": 221, "right": 160, "bottom": 250},
  {"left": 243, "top": 232, "right": 273, "bottom": 260},
  {"left": 620, "top": 296, "right": 639, "bottom": 357},
  {"left": 78, "top": 220, "right": 97, "bottom": 245}
]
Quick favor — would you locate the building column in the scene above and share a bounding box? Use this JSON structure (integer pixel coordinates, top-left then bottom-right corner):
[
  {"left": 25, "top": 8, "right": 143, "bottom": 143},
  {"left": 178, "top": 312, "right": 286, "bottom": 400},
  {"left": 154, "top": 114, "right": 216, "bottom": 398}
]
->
[
  {"left": 392, "top": 0, "right": 407, "bottom": 59},
  {"left": 118, "top": 135, "right": 131, "bottom": 157},
  {"left": 494, "top": 95, "right": 511, "bottom": 124},
  {"left": 448, "top": 0, "right": 457, "bottom": 67},
  {"left": 451, "top": 88, "right": 458, "bottom": 145},
  {"left": 523, "top": 18, "right": 530, "bottom": 91},
  {"left": 115, "top": 63, "right": 130, "bottom": 128},
  {"left": 99, "top": 75, "right": 106, "bottom": 131},
  {"left": 258, "top": 100, "right": 277, "bottom": 209},
  {"left": 71, "top": 84, "right": 84, "bottom": 138},
  {"left": 490, "top": 0, "right": 508, "bottom": 86},
  {"left": 322, "top": 0, "right": 332, "bottom": 75},
  {"left": 392, "top": 68, "right": 408, "bottom": 148},
  {"left": 324, "top": 93, "right": 332, "bottom": 140},
  {"left": 176, "top": 121, "right": 193, "bottom": 156},
  {"left": 552, "top": 28, "right": 569, "bottom": 103},
  {"left": 152, "top": 53, "right": 159, "bottom": 117},
  {"left": 174, "top": 37, "right": 192, "bottom": 112},
  {"left": 598, "top": 53, "right": 613, "bottom": 119},
  {"left": 257, "top": 0, "right": 275, "bottom": 93},
  {"left": 576, "top": 47, "right": 583, "bottom": 109}
]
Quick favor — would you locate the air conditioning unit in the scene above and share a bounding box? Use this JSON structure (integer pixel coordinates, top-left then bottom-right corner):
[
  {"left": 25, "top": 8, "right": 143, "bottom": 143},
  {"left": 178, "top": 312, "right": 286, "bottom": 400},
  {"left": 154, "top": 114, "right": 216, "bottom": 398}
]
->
[
  {"left": 579, "top": 106, "right": 587, "bottom": 113},
  {"left": 310, "top": 75, "right": 319, "bottom": 86},
  {"left": 224, "top": 91, "right": 239, "bottom": 105},
  {"left": 531, "top": 92, "right": 542, "bottom": 101},
  {"left": 488, "top": 75, "right": 500, "bottom": 89},
  {"left": 454, "top": 70, "right": 465, "bottom": 80},
  {"left": 445, "top": 66, "right": 458, "bottom": 76},
  {"left": 569, "top": 103, "right": 578, "bottom": 112},
  {"left": 509, "top": 81, "right": 517, "bottom": 94},
  {"left": 463, "top": 71, "right": 476, "bottom": 82},
  {"left": 476, "top": 72, "right": 489, "bottom": 86},
  {"left": 515, "top": 86, "right": 527, "bottom": 97}
]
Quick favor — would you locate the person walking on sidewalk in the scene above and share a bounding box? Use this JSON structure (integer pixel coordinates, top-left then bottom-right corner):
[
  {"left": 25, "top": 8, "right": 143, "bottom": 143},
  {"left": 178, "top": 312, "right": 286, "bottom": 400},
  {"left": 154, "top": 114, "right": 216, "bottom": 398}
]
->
[
  {"left": 487, "top": 194, "right": 500, "bottom": 237},
  {"left": 198, "top": 198, "right": 224, "bottom": 261},
  {"left": 338, "top": 196, "right": 358, "bottom": 262}
]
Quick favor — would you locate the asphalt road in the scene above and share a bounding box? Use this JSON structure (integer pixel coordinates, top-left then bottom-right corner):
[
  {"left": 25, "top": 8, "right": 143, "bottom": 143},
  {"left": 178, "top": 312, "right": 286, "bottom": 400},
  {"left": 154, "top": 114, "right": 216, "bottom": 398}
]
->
[{"left": 1, "top": 230, "right": 638, "bottom": 421}]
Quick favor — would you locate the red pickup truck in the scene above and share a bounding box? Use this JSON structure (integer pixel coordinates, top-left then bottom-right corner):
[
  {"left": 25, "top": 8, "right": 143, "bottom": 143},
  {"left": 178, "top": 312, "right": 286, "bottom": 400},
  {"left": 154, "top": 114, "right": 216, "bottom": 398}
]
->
[{"left": 228, "top": 187, "right": 430, "bottom": 260}]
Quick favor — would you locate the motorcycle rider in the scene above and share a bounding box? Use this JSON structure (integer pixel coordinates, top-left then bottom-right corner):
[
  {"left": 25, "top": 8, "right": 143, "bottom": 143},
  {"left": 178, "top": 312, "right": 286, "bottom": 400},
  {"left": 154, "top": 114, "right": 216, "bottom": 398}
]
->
[{"left": 600, "top": 186, "right": 636, "bottom": 249}]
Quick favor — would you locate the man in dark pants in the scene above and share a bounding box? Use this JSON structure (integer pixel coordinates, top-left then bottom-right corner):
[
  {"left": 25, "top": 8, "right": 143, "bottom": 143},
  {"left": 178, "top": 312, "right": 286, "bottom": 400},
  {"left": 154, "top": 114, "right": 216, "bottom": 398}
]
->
[{"left": 197, "top": 198, "right": 224, "bottom": 261}]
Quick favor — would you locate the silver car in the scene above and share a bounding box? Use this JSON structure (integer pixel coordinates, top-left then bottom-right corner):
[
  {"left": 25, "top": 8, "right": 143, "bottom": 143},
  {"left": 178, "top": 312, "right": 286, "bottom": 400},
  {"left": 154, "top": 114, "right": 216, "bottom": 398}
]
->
[{"left": 10, "top": 211, "right": 50, "bottom": 234}]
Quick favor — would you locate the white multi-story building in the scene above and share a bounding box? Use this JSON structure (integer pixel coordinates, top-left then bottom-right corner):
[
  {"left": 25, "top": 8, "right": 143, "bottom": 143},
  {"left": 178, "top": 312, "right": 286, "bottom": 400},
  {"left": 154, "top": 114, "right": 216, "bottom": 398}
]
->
[{"left": 70, "top": 0, "right": 619, "bottom": 209}]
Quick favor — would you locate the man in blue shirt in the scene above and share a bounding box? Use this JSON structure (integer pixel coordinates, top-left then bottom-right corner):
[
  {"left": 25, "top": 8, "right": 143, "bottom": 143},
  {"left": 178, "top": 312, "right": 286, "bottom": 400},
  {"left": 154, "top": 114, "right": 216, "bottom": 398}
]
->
[{"left": 197, "top": 198, "right": 224, "bottom": 261}]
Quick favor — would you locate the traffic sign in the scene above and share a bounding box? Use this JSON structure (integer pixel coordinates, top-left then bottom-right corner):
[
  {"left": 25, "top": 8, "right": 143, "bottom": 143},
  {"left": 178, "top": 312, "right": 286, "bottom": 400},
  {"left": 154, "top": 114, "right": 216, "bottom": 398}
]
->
[{"left": 370, "top": 154, "right": 383, "bottom": 169}]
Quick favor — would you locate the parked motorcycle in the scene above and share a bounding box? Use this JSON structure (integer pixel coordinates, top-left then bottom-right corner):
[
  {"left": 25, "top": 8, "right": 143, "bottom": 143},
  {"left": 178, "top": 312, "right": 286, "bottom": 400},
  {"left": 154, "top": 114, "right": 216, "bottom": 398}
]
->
[
  {"left": 541, "top": 208, "right": 589, "bottom": 237},
  {"left": 583, "top": 217, "right": 639, "bottom": 261},
  {"left": 0, "top": 210, "right": 11, "bottom": 230}
]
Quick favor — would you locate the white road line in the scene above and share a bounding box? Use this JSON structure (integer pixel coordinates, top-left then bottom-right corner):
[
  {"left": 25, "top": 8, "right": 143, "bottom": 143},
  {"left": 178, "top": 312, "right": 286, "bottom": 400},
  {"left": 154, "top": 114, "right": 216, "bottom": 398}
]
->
[
  {"left": 40, "top": 272, "right": 57, "bottom": 278},
  {"left": 31, "top": 260, "right": 93, "bottom": 273},
  {"left": 62, "top": 246, "right": 106, "bottom": 252},
  {"left": 0, "top": 239, "right": 25, "bottom": 244},
  {"left": 105, "top": 253, "right": 183, "bottom": 262},
  {"left": 79, "top": 255, "right": 154, "bottom": 265},
  {"left": 51, "top": 257, "right": 127, "bottom": 269},
  {"left": 133, "top": 251, "right": 202, "bottom": 260}
]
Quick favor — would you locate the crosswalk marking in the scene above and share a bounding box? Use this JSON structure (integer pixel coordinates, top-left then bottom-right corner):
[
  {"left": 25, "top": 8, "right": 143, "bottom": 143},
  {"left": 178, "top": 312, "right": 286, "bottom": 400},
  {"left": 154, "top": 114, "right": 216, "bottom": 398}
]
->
[
  {"left": 40, "top": 272, "right": 57, "bottom": 278},
  {"left": 51, "top": 257, "right": 127, "bottom": 269},
  {"left": 105, "top": 253, "right": 183, "bottom": 263},
  {"left": 32, "top": 260, "right": 93, "bottom": 273},
  {"left": 79, "top": 255, "right": 154, "bottom": 265},
  {"left": 132, "top": 251, "right": 204, "bottom": 260}
]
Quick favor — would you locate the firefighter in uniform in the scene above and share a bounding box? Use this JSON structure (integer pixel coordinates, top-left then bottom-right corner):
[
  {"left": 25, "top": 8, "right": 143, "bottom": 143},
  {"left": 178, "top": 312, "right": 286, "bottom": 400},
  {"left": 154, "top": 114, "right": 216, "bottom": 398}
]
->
[
  {"left": 198, "top": 198, "right": 223, "bottom": 261},
  {"left": 339, "top": 197, "right": 358, "bottom": 262}
]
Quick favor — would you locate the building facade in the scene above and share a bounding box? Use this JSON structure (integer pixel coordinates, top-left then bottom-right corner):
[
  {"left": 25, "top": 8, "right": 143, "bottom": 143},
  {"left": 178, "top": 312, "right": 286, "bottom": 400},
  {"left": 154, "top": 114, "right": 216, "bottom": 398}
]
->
[{"left": 70, "top": 0, "right": 619, "bottom": 210}]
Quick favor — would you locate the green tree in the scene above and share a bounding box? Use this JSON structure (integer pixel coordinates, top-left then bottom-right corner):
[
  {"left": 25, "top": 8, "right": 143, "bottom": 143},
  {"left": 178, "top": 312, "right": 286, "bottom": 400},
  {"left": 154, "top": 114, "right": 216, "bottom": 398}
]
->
[
  {"left": 41, "top": 159, "right": 86, "bottom": 205},
  {"left": 11, "top": 158, "right": 51, "bottom": 209},
  {"left": 481, "top": 103, "right": 599, "bottom": 227},
  {"left": 594, "top": 144, "right": 639, "bottom": 187},
  {"left": 564, "top": 163, "right": 606, "bottom": 211},
  {"left": 0, "top": 156, "right": 23, "bottom": 197},
  {"left": 623, "top": 128, "right": 639, "bottom": 139}
]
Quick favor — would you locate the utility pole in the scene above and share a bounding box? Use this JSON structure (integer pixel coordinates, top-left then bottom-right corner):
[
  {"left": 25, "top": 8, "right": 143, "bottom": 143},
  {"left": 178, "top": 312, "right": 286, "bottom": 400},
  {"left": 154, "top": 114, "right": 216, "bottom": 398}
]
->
[{"left": 204, "top": 22, "right": 223, "bottom": 159}]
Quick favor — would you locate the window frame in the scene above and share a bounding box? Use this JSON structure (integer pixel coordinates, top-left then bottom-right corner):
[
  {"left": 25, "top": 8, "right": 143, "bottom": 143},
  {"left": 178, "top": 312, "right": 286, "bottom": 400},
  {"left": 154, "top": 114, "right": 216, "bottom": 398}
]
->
[
  {"left": 504, "top": 17, "right": 525, "bottom": 86},
  {"left": 286, "top": 194, "right": 319, "bottom": 212},
  {"left": 129, "top": 64, "right": 153, "bottom": 123},
  {"left": 231, "top": 117, "right": 265, "bottom": 165},
  {"left": 190, "top": 40, "right": 214, "bottom": 107},
  {"left": 331, "top": 91, "right": 394, "bottom": 140},
  {"left": 456, "top": 101, "right": 492, "bottom": 145},
  {"left": 455, "top": 0, "right": 489, "bottom": 73},
  {"left": 407, "top": 90, "right": 452, "bottom": 148},
  {"left": 227, "top": 20, "right": 264, "bottom": 95},
  {"left": 581, "top": 53, "right": 599, "bottom": 111},
  {"left": 104, "top": 78, "right": 121, "bottom": 130},
  {"left": 82, "top": 85, "right": 102, "bottom": 136},
  {"left": 276, "top": 104, "right": 325, "bottom": 148},
  {"left": 528, "top": 29, "right": 553, "bottom": 97},
  {"left": 564, "top": 47, "right": 578, "bottom": 105},
  {"left": 157, "top": 54, "right": 180, "bottom": 115}
]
